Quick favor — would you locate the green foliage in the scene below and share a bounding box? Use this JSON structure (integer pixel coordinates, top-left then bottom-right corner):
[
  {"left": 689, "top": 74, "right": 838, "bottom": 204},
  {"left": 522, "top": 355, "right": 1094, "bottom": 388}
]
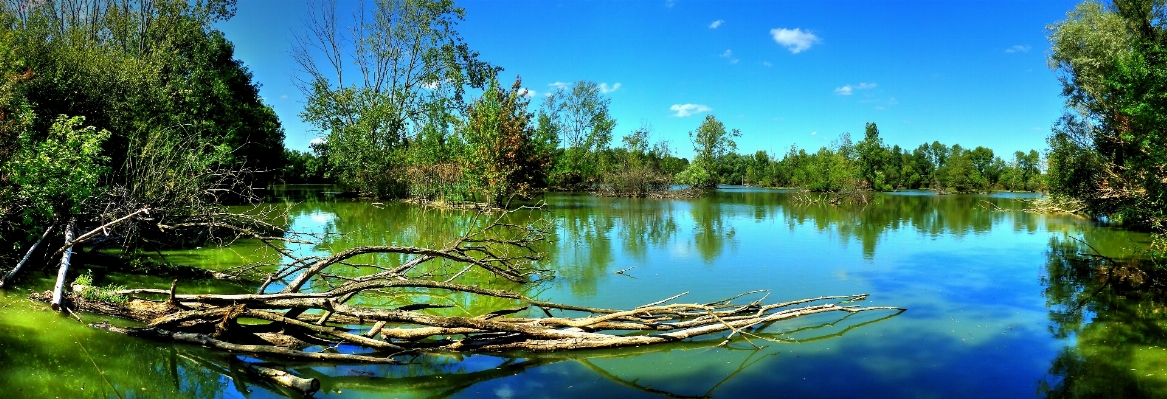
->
[
  {"left": 9, "top": 115, "right": 110, "bottom": 222},
  {"left": 295, "top": 0, "right": 499, "bottom": 198},
  {"left": 679, "top": 115, "right": 740, "bottom": 189},
  {"left": 1046, "top": 0, "right": 1167, "bottom": 234},
  {"left": 855, "top": 122, "right": 890, "bottom": 190},
  {"left": 460, "top": 77, "right": 552, "bottom": 204},
  {"left": 0, "top": 30, "right": 36, "bottom": 243},
  {"left": 6, "top": 0, "right": 285, "bottom": 185},
  {"left": 597, "top": 123, "right": 676, "bottom": 196},
  {"left": 707, "top": 121, "right": 1044, "bottom": 194},
  {"left": 75, "top": 271, "right": 129, "bottom": 303},
  {"left": 0, "top": 30, "right": 31, "bottom": 164},
  {"left": 541, "top": 81, "right": 617, "bottom": 188},
  {"left": 804, "top": 142, "right": 858, "bottom": 192},
  {"left": 281, "top": 144, "right": 331, "bottom": 184}
]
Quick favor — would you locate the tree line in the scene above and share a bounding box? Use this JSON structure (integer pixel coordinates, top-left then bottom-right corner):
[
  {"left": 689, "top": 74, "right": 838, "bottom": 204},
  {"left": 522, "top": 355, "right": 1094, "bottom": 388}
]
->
[
  {"left": 3, "top": 0, "right": 1153, "bottom": 269},
  {"left": 285, "top": 113, "right": 1047, "bottom": 196},
  {"left": 714, "top": 122, "right": 1046, "bottom": 194},
  {"left": 276, "top": 0, "right": 1046, "bottom": 202}
]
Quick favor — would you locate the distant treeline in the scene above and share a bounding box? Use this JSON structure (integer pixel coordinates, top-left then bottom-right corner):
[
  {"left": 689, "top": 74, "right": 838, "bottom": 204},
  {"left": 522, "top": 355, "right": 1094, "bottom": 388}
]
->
[
  {"left": 281, "top": 118, "right": 1046, "bottom": 195},
  {"left": 719, "top": 123, "right": 1046, "bottom": 193}
]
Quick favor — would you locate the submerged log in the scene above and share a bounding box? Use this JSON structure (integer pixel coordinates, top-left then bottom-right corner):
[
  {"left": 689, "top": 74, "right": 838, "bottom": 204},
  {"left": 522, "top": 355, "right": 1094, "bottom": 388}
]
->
[
  {"left": 51, "top": 219, "right": 76, "bottom": 311},
  {"left": 239, "top": 362, "right": 320, "bottom": 395},
  {"left": 90, "top": 322, "right": 399, "bottom": 364}
]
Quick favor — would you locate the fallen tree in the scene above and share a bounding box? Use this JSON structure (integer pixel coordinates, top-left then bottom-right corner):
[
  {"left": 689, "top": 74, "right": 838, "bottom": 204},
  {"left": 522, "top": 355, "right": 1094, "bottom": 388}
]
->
[{"left": 32, "top": 204, "right": 904, "bottom": 390}]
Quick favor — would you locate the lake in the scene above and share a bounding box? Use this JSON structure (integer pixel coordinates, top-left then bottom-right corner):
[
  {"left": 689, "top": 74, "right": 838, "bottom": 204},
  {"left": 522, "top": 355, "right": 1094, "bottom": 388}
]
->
[{"left": 1, "top": 186, "right": 1161, "bottom": 398}]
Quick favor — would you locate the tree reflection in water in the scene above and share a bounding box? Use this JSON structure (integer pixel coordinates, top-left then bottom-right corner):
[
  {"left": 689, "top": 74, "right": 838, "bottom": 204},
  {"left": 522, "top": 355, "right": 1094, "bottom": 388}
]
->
[
  {"left": 165, "top": 306, "right": 900, "bottom": 398},
  {"left": 1039, "top": 233, "right": 1167, "bottom": 398}
]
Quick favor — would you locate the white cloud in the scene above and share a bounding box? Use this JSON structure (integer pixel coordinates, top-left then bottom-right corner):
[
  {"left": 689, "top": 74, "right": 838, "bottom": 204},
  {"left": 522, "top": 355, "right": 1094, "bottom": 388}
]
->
[
  {"left": 718, "top": 50, "right": 738, "bottom": 64},
  {"left": 669, "top": 103, "right": 712, "bottom": 117},
  {"left": 666, "top": 0, "right": 675, "bottom": 8},
  {"left": 280, "top": 95, "right": 288, "bottom": 99},
  {"left": 888, "top": 97, "right": 898, "bottom": 105},
  {"left": 546, "top": 81, "right": 619, "bottom": 95},
  {"left": 834, "top": 82, "right": 877, "bottom": 95},
  {"left": 709, "top": 19, "right": 723, "bottom": 29},
  {"left": 1005, "top": 45, "right": 1031, "bottom": 53},
  {"left": 521, "top": 88, "right": 536, "bottom": 98},
  {"left": 811, "top": 131, "right": 818, "bottom": 136},
  {"left": 770, "top": 28, "right": 820, "bottom": 54},
  {"left": 763, "top": 61, "right": 772, "bottom": 67}
]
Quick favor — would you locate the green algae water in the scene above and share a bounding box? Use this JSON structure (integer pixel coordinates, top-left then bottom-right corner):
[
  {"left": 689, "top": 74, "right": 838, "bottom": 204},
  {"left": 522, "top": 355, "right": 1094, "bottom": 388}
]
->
[{"left": 1, "top": 186, "right": 1162, "bottom": 398}]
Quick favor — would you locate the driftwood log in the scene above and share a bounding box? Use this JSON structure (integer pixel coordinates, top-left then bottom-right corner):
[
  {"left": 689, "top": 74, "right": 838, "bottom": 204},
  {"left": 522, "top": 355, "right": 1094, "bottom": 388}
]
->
[{"left": 32, "top": 204, "right": 904, "bottom": 388}]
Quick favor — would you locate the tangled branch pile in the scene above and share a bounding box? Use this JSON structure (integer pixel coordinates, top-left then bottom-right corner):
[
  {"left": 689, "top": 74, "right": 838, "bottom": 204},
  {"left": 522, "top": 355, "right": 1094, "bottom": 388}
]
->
[{"left": 36, "top": 205, "right": 902, "bottom": 395}]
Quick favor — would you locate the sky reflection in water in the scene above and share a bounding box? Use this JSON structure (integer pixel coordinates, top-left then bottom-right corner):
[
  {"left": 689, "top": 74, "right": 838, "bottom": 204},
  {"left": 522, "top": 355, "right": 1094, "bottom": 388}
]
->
[{"left": 1, "top": 187, "right": 1161, "bottom": 398}]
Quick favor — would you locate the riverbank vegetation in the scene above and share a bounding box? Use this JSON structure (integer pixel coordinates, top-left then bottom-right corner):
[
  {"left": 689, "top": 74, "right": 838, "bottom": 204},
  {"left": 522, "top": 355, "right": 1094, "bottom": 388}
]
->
[
  {"left": 0, "top": 0, "right": 287, "bottom": 281},
  {"left": 5, "top": 0, "right": 1167, "bottom": 392},
  {"left": 0, "top": 0, "right": 906, "bottom": 383},
  {"left": 1044, "top": 0, "right": 1167, "bottom": 259}
]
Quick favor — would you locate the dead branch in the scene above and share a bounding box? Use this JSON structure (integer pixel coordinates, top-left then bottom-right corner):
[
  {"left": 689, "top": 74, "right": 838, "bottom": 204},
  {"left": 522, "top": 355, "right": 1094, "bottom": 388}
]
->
[
  {"left": 49, "top": 208, "right": 151, "bottom": 259},
  {"left": 0, "top": 223, "right": 54, "bottom": 289},
  {"left": 36, "top": 204, "right": 902, "bottom": 368}
]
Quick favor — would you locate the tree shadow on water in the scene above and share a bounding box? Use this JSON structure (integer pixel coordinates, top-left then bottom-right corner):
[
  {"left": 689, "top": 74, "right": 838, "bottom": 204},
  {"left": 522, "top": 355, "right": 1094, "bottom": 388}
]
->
[{"left": 1039, "top": 235, "right": 1167, "bottom": 398}]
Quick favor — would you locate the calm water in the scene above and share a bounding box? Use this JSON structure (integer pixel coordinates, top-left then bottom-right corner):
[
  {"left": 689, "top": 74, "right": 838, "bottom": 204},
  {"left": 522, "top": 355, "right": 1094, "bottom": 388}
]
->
[{"left": 1, "top": 186, "right": 1162, "bottom": 398}]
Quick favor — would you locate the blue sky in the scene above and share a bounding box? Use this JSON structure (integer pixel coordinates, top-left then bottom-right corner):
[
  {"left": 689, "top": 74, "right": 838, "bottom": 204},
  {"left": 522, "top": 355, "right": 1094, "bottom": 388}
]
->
[{"left": 218, "top": 0, "right": 1079, "bottom": 159}]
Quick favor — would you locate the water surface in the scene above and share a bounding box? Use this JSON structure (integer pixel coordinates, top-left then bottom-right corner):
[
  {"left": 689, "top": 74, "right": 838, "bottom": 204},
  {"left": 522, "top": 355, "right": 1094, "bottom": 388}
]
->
[{"left": 0, "top": 186, "right": 1160, "bottom": 398}]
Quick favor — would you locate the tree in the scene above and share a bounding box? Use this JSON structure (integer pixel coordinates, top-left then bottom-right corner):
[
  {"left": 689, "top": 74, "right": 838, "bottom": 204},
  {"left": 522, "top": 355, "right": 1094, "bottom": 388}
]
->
[
  {"left": 938, "top": 146, "right": 986, "bottom": 193},
  {"left": 9, "top": 116, "right": 110, "bottom": 222},
  {"left": 746, "top": 150, "right": 773, "bottom": 186},
  {"left": 294, "top": 0, "right": 500, "bottom": 197},
  {"left": 0, "top": 0, "right": 286, "bottom": 254},
  {"left": 6, "top": 0, "right": 285, "bottom": 184},
  {"left": 460, "top": 77, "right": 552, "bottom": 204},
  {"left": 1046, "top": 0, "right": 1167, "bottom": 229},
  {"left": 597, "top": 122, "right": 675, "bottom": 197},
  {"left": 541, "top": 81, "right": 617, "bottom": 188},
  {"left": 677, "top": 115, "right": 740, "bottom": 189},
  {"left": 855, "top": 122, "right": 890, "bottom": 191}
]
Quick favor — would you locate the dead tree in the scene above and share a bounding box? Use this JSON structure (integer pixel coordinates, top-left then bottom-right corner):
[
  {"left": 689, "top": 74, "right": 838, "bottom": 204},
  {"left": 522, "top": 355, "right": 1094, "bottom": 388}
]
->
[{"left": 34, "top": 204, "right": 904, "bottom": 386}]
